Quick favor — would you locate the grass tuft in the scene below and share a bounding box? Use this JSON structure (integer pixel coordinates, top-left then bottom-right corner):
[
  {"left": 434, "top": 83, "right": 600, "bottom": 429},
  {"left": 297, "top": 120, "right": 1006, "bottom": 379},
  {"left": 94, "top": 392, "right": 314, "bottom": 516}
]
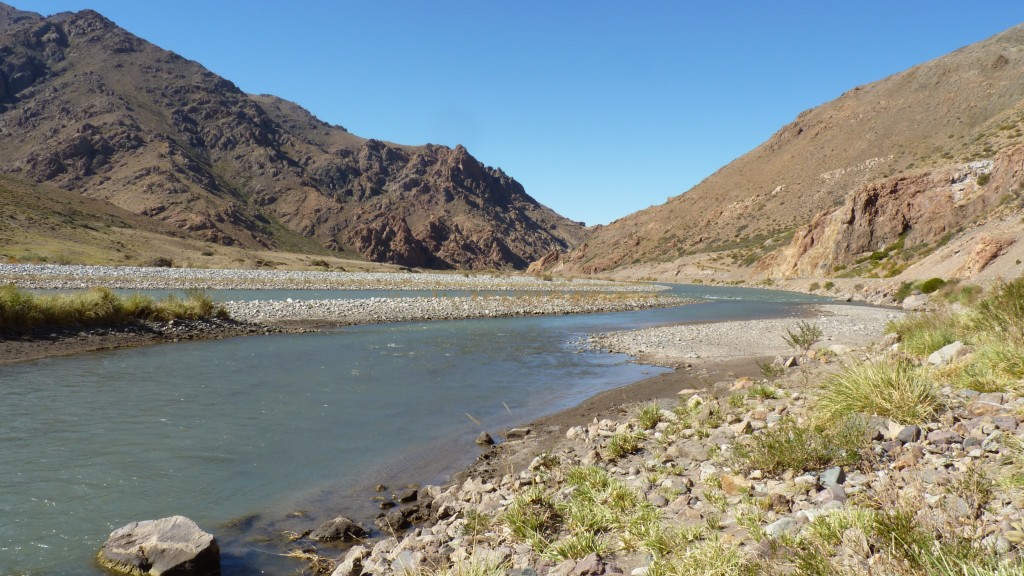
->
[
  {"left": 0, "top": 285, "right": 227, "bottom": 330},
  {"left": 732, "top": 415, "right": 869, "bottom": 475},
  {"left": 817, "top": 358, "right": 940, "bottom": 423}
]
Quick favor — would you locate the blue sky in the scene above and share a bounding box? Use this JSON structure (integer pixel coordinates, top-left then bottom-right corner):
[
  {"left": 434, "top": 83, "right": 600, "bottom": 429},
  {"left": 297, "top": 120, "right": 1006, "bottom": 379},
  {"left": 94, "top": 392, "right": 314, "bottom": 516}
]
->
[{"left": 25, "top": 1, "right": 1024, "bottom": 226}]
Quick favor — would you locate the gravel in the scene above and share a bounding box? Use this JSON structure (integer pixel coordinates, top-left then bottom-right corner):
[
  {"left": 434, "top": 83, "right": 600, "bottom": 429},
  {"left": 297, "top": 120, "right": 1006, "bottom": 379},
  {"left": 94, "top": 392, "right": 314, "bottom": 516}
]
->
[
  {"left": 587, "top": 304, "right": 904, "bottom": 364},
  {"left": 0, "top": 263, "right": 663, "bottom": 292}
]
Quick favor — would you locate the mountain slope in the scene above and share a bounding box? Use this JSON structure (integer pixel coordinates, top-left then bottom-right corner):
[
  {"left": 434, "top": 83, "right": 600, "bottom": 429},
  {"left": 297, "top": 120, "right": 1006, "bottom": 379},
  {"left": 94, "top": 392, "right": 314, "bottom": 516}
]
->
[
  {"left": 0, "top": 3, "right": 585, "bottom": 269},
  {"left": 559, "top": 24, "right": 1024, "bottom": 279}
]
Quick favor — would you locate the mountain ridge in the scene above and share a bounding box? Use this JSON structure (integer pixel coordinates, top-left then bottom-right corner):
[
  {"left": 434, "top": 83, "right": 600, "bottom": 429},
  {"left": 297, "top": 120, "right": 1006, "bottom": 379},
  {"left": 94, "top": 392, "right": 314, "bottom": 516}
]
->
[{"left": 0, "top": 3, "right": 585, "bottom": 269}]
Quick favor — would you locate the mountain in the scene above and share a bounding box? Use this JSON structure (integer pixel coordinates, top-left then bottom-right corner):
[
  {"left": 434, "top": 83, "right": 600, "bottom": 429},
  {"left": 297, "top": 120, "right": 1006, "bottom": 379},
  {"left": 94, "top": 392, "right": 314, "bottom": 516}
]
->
[
  {"left": 550, "top": 24, "right": 1024, "bottom": 283},
  {"left": 0, "top": 3, "right": 585, "bottom": 269}
]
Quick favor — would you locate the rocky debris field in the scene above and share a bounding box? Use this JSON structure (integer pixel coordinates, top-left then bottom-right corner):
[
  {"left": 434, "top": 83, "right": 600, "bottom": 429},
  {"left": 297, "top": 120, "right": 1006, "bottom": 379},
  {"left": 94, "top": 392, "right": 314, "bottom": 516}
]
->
[
  {"left": 0, "top": 263, "right": 661, "bottom": 292},
  {"left": 587, "top": 304, "right": 903, "bottom": 365},
  {"left": 224, "top": 293, "right": 685, "bottom": 325},
  {"left": 288, "top": 341, "right": 1024, "bottom": 576}
]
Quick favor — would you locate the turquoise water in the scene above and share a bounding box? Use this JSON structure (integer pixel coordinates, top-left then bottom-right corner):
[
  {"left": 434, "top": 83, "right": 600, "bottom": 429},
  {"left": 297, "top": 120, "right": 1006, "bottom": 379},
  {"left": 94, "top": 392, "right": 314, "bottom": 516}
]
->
[{"left": 0, "top": 285, "right": 827, "bottom": 575}]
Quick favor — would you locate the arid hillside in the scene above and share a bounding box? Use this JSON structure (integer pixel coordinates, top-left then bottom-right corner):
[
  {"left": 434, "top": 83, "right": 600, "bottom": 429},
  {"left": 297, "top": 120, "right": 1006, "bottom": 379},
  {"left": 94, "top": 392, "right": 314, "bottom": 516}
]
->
[
  {"left": 0, "top": 3, "right": 585, "bottom": 269},
  {"left": 549, "top": 24, "right": 1024, "bottom": 284}
]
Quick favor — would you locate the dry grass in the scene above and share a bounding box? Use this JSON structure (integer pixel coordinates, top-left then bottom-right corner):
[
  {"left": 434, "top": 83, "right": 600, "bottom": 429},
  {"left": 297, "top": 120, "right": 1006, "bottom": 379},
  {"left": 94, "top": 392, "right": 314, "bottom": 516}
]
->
[
  {"left": 817, "top": 358, "right": 941, "bottom": 423},
  {"left": 0, "top": 285, "right": 227, "bottom": 330}
]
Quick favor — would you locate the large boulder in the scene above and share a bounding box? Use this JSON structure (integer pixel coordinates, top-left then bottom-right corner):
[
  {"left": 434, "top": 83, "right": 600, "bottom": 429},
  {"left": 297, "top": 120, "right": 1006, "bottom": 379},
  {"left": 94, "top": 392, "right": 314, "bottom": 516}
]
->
[{"left": 97, "top": 516, "right": 220, "bottom": 576}]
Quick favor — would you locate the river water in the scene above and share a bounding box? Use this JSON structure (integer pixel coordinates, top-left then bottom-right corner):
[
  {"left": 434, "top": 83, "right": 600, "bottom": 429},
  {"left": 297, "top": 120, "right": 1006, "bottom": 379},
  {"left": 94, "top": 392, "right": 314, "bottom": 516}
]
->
[{"left": 0, "top": 285, "right": 827, "bottom": 575}]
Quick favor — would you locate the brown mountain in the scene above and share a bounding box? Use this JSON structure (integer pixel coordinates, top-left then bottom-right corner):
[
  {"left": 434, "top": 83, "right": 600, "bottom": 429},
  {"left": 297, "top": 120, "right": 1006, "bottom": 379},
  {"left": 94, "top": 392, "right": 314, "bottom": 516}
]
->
[
  {"left": 0, "top": 3, "right": 585, "bottom": 269},
  {"left": 553, "top": 24, "right": 1024, "bottom": 282}
]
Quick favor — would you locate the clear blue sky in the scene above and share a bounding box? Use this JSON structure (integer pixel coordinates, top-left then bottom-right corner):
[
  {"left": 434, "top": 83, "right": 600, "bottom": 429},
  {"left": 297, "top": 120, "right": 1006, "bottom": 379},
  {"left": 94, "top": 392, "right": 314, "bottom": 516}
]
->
[{"left": 25, "top": 1, "right": 1024, "bottom": 226}]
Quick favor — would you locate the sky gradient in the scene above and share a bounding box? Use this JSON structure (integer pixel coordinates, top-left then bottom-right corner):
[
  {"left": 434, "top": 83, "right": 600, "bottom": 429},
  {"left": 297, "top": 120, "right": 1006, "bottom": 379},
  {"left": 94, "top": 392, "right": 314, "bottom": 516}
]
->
[{"left": 25, "top": 1, "right": 1024, "bottom": 226}]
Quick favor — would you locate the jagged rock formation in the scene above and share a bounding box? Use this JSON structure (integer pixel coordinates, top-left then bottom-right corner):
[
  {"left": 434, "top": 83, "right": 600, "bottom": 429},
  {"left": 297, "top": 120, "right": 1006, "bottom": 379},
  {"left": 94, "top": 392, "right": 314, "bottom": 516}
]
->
[
  {"left": 0, "top": 3, "right": 584, "bottom": 269},
  {"left": 553, "top": 24, "right": 1024, "bottom": 280}
]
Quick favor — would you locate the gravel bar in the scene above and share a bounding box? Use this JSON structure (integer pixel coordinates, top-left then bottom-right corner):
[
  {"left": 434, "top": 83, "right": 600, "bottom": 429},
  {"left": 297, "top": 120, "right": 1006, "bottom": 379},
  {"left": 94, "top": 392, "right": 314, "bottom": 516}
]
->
[
  {"left": 587, "top": 304, "right": 903, "bottom": 365},
  {"left": 0, "top": 263, "right": 664, "bottom": 292},
  {"left": 225, "top": 293, "right": 688, "bottom": 325}
]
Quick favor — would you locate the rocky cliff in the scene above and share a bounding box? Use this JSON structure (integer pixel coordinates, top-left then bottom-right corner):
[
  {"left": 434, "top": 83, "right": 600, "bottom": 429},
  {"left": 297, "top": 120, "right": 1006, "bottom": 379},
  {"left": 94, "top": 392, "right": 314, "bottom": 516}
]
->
[
  {"left": 0, "top": 4, "right": 585, "bottom": 269},
  {"left": 551, "top": 23, "right": 1024, "bottom": 281}
]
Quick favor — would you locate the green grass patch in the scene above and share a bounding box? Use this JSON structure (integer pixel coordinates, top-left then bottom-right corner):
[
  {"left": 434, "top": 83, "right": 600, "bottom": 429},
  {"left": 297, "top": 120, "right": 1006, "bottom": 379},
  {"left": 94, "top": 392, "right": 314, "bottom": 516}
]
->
[
  {"left": 0, "top": 285, "right": 227, "bottom": 330},
  {"left": 818, "top": 359, "right": 940, "bottom": 423},
  {"left": 732, "top": 415, "right": 869, "bottom": 475},
  {"left": 886, "top": 310, "right": 962, "bottom": 356}
]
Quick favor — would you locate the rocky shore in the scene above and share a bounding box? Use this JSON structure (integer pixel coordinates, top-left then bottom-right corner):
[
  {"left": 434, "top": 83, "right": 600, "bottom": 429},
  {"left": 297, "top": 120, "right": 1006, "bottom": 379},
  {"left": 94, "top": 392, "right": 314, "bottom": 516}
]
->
[
  {"left": 0, "top": 263, "right": 660, "bottom": 292},
  {"left": 271, "top": 302, "right": 1024, "bottom": 576}
]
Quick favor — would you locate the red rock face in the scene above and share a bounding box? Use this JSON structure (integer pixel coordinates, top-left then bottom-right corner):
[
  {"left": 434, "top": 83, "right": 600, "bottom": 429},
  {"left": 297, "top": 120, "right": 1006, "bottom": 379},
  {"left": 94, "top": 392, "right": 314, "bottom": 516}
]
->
[
  {"left": 0, "top": 8, "right": 585, "bottom": 269},
  {"left": 759, "top": 145, "right": 1024, "bottom": 277}
]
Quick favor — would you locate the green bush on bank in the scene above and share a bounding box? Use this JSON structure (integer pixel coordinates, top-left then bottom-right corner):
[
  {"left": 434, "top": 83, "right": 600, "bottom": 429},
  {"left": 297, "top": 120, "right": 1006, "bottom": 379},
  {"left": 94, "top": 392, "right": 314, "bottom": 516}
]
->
[{"left": 0, "top": 285, "right": 228, "bottom": 330}]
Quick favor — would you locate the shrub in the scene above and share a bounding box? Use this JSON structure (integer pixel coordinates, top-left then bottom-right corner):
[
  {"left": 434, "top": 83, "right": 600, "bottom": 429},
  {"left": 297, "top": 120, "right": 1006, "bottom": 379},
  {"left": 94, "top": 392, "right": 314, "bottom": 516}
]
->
[
  {"left": 146, "top": 256, "right": 174, "bottom": 268},
  {"left": 783, "top": 321, "right": 823, "bottom": 353},
  {"left": 970, "top": 277, "right": 1024, "bottom": 339},
  {"left": 732, "top": 415, "right": 869, "bottom": 475},
  {"left": 977, "top": 172, "right": 991, "bottom": 186},
  {"left": 606, "top": 432, "right": 643, "bottom": 459},
  {"left": 823, "top": 281, "right": 835, "bottom": 291},
  {"left": 817, "top": 359, "right": 940, "bottom": 423},
  {"left": 919, "top": 277, "right": 947, "bottom": 294},
  {"left": 808, "top": 282, "right": 821, "bottom": 292}
]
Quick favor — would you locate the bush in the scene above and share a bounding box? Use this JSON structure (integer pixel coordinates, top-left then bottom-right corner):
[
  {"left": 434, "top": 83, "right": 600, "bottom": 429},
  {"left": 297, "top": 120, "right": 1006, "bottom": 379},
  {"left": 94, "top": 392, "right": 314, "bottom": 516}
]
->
[
  {"left": 970, "top": 277, "right": 1024, "bottom": 339},
  {"left": 919, "top": 277, "right": 947, "bottom": 294},
  {"left": 783, "top": 321, "right": 823, "bottom": 353},
  {"left": 977, "top": 172, "right": 991, "bottom": 186},
  {"left": 817, "top": 359, "right": 940, "bottom": 424},
  {"left": 823, "top": 281, "right": 835, "bottom": 291},
  {"left": 146, "top": 256, "right": 174, "bottom": 268}
]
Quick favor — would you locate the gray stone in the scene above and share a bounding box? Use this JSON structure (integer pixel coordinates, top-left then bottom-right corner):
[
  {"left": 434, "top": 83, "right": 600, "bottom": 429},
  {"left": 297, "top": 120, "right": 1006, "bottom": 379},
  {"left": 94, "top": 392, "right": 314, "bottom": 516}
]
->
[
  {"left": 993, "top": 416, "right": 1018, "bottom": 431},
  {"left": 508, "top": 569, "right": 539, "bottom": 576},
  {"left": 764, "top": 517, "right": 798, "bottom": 538},
  {"left": 310, "top": 516, "right": 367, "bottom": 542},
  {"left": 506, "top": 427, "right": 531, "bottom": 440},
  {"left": 927, "top": 341, "right": 968, "bottom": 366},
  {"left": 573, "top": 553, "right": 605, "bottom": 576},
  {"left": 979, "top": 392, "right": 1005, "bottom": 405},
  {"left": 818, "top": 466, "right": 845, "bottom": 487},
  {"left": 902, "top": 293, "right": 930, "bottom": 311},
  {"left": 896, "top": 425, "right": 922, "bottom": 444},
  {"left": 375, "top": 510, "right": 410, "bottom": 533},
  {"left": 395, "top": 488, "right": 418, "bottom": 503},
  {"left": 476, "top": 431, "right": 495, "bottom": 445},
  {"left": 330, "top": 545, "right": 369, "bottom": 576},
  {"left": 646, "top": 493, "right": 669, "bottom": 507},
  {"left": 98, "top": 516, "right": 219, "bottom": 576}
]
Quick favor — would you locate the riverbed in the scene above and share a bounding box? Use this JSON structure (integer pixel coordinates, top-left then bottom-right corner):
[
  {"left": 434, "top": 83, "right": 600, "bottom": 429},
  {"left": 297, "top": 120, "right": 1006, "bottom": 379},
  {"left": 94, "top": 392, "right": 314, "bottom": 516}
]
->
[{"left": 0, "top": 284, "right": 830, "bottom": 575}]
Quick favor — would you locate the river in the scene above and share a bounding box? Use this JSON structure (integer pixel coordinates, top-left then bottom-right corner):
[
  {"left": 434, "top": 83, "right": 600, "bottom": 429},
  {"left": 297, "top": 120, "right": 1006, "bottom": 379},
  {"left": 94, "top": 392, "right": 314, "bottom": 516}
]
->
[{"left": 0, "top": 284, "right": 827, "bottom": 575}]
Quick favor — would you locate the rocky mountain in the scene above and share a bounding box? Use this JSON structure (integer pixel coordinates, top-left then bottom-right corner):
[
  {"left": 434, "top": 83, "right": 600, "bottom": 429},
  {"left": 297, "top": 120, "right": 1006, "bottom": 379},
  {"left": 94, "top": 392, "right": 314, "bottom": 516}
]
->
[
  {"left": 550, "top": 24, "right": 1024, "bottom": 282},
  {"left": 0, "top": 3, "right": 585, "bottom": 269}
]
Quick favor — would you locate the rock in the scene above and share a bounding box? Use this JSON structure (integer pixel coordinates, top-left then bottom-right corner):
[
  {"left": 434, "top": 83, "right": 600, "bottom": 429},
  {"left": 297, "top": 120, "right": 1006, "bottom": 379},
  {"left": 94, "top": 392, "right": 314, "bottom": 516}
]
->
[
  {"left": 646, "top": 493, "right": 669, "bottom": 507},
  {"left": 764, "top": 517, "right": 798, "bottom": 538},
  {"left": 97, "top": 516, "right": 219, "bottom": 576},
  {"left": 506, "top": 427, "right": 531, "bottom": 439},
  {"left": 896, "top": 425, "right": 922, "bottom": 444},
  {"left": 310, "top": 516, "right": 368, "bottom": 542},
  {"left": 475, "top": 431, "right": 495, "bottom": 445},
  {"left": 978, "top": 392, "right": 1005, "bottom": 405},
  {"left": 818, "top": 466, "right": 845, "bottom": 487},
  {"left": 720, "top": 474, "right": 752, "bottom": 495},
  {"left": 331, "top": 545, "right": 369, "bottom": 576},
  {"left": 395, "top": 488, "right": 419, "bottom": 503},
  {"left": 828, "top": 344, "right": 852, "bottom": 355},
  {"left": 927, "top": 341, "right": 968, "bottom": 366},
  {"left": 376, "top": 510, "right": 411, "bottom": 533},
  {"left": 573, "top": 553, "right": 605, "bottom": 576},
  {"left": 902, "top": 293, "right": 930, "bottom": 311},
  {"left": 927, "top": 430, "right": 963, "bottom": 445}
]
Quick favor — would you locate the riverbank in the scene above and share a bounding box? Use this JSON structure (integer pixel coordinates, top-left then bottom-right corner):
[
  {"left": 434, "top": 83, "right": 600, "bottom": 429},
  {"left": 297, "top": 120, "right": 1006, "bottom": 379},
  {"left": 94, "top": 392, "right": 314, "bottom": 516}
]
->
[
  {"left": 0, "top": 263, "right": 661, "bottom": 292},
  {"left": 300, "top": 299, "right": 1024, "bottom": 576},
  {"left": 0, "top": 291, "right": 685, "bottom": 366}
]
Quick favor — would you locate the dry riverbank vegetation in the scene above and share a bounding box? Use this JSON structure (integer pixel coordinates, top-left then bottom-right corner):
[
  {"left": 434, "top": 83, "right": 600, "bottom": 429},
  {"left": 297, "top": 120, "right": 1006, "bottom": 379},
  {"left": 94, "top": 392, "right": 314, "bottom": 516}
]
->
[
  {"left": 0, "top": 285, "right": 227, "bottom": 330},
  {"left": 319, "top": 279, "right": 1024, "bottom": 576}
]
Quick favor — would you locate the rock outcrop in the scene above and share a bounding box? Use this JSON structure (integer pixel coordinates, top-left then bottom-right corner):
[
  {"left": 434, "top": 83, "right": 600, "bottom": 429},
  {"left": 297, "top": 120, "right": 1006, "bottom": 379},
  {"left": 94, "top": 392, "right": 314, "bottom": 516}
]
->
[{"left": 97, "top": 516, "right": 219, "bottom": 576}]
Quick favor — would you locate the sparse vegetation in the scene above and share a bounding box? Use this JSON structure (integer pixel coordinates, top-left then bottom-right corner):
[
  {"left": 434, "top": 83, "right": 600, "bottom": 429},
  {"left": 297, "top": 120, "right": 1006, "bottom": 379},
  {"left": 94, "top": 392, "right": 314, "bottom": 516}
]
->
[
  {"left": 732, "top": 415, "right": 869, "bottom": 475},
  {"left": 0, "top": 285, "right": 227, "bottom": 330},
  {"left": 783, "top": 320, "right": 823, "bottom": 353}
]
